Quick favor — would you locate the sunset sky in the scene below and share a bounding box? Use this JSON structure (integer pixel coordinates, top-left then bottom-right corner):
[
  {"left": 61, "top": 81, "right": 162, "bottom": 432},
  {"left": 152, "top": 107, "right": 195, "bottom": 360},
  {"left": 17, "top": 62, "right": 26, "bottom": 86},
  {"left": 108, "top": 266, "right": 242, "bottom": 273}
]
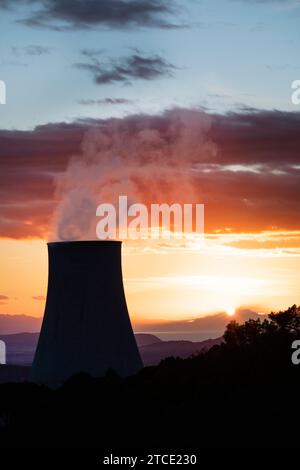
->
[{"left": 0, "top": 0, "right": 300, "bottom": 324}]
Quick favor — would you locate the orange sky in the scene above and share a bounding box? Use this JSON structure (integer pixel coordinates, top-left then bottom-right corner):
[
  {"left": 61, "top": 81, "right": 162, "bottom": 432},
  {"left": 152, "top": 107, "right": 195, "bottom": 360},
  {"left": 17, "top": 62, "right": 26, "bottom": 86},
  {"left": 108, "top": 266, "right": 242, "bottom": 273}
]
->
[
  {"left": 1, "top": 230, "right": 299, "bottom": 322},
  {"left": 1, "top": 109, "right": 300, "bottom": 322}
]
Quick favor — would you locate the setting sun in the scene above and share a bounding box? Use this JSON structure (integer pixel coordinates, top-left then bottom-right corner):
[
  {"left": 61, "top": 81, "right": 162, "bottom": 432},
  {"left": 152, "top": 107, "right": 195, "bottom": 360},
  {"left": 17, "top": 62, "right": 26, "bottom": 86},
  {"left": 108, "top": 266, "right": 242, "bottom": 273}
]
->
[{"left": 226, "top": 307, "right": 235, "bottom": 317}]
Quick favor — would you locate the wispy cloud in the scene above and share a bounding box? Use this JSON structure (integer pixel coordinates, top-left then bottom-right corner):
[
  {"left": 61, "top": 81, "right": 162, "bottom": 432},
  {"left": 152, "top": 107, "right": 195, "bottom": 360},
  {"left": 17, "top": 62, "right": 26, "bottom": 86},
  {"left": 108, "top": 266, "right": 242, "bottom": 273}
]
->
[
  {"left": 78, "top": 98, "right": 135, "bottom": 105},
  {"left": 32, "top": 295, "right": 46, "bottom": 300},
  {"left": 75, "top": 52, "right": 176, "bottom": 85},
  {"left": 11, "top": 44, "right": 51, "bottom": 56},
  {"left": 0, "top": 295, "right": 9, "bottom": 300}
]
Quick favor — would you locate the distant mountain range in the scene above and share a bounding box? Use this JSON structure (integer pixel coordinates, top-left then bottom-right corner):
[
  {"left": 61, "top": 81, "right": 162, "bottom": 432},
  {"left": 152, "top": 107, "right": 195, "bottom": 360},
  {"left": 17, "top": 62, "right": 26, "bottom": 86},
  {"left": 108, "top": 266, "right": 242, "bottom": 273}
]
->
[
  {"left": 0, "top": 314, "right": 42, "bottom": 334},
  {"left": 0, "top": 309, "right": 263, "bottom": 377},
  {"left": 0, "top": 332, "right": 222, "bottom": 372},
  {"left": 0, "top": 309, "right": 264, "bottom": 336},
  {"left": 135, "top": 308, "right": 265, "bottom": 341},
  {"left": 139, "top": 337, "right": 222, "bottom": 365}
]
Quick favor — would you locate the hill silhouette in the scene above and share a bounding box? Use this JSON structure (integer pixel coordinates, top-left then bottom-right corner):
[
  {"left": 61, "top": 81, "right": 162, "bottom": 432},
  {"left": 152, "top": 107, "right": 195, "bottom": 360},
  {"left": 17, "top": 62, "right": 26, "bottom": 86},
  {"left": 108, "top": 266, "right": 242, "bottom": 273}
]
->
[
  {"left": 0, "top": 305, "right": 299, "bottom": 450},
  {"left": 0, "top": 332, "right": 222, "bottom": 368},
  {"left": 139, "top": 337, "right": 222, "bottom": 365}
]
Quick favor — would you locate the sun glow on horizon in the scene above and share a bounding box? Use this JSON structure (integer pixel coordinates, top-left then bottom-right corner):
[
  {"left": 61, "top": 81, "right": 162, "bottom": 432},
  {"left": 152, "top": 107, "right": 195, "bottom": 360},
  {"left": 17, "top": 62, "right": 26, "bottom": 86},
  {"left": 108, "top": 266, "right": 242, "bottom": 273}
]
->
[
  {"left": 0, "top": 236, "right": 299, "bottom": 321},
  {"left": 226, "top": 307, "right": 235, "bottom": 316}
]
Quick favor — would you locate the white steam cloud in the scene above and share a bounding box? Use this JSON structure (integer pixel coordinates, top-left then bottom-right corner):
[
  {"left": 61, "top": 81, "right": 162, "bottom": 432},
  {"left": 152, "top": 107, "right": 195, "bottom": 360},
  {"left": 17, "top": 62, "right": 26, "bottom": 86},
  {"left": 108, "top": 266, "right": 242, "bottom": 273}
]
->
[{"left": 52, "top": 109, "right": 217, "bottom": 241}]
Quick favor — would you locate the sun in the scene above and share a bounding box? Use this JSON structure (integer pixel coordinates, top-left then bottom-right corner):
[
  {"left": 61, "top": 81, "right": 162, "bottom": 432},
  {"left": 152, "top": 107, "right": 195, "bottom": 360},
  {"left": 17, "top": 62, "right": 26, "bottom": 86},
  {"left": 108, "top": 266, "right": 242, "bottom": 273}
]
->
[{"left": 226, "top": 307, "right": 235, "bottom": 316}]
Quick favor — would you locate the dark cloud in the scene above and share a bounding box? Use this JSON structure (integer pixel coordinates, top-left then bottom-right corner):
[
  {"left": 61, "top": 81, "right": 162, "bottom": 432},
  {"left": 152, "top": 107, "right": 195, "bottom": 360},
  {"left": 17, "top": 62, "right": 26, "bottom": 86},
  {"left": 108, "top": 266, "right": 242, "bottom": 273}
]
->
[
  {"left": 32, "top": 295, "right": 46, "bottom": 300},
  {"left": 75, "top": 53, "right": 176, "bottom": 85},
  {"left": 0, "top": 108, "right": 300, "bottom": 238},
  {"left": 80, "top": 48, "right": 106, "bottom": 58},
  {"left": 0, "top": 122, "right": 84, "bottom": 238},
  {"left": 210, "top": 110, "right": 300, "bottom": 166},
  {"left": 11, "top": 44, "right": 51, "bottom": 56},
  {"left": 0, "top": 295, "right": 9, "bottom": 300},
  {"left": 78, "top": 98, "right": 135, "bottom": 105},
  {"left": 208, "top": 93, "right": 233, "bottom": 99},
  {"left": 0, "top": 0, "right": 181, "bottom": 30}
]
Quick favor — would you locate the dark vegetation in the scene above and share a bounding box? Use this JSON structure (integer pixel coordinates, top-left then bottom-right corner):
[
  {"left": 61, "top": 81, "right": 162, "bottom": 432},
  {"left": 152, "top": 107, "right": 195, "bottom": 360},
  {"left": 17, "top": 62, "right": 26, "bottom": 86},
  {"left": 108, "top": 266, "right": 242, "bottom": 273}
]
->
[{"left": 0, "top": 305, "right": 300, "bottom": 450}]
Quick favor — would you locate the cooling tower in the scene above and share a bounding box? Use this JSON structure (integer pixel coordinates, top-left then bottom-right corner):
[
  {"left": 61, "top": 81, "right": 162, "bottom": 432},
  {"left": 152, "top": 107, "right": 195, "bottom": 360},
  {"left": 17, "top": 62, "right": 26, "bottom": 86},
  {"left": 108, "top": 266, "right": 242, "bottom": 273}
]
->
[{"left": 30, "top": 241, "right": 143, "bottom": 385}]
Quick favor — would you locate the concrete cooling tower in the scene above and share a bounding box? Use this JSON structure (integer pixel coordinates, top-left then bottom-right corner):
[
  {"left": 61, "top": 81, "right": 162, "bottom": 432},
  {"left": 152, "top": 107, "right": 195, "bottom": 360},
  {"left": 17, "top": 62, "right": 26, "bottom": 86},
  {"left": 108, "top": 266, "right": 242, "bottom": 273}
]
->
[{"left": 30, "top": 241, "right": 143, "bottom": 385}]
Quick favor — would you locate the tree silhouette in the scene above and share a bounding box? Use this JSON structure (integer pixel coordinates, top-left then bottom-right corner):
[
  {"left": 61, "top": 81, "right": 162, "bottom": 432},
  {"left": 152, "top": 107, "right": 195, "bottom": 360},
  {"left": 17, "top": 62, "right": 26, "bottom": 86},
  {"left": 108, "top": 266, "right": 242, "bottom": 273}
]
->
[
  {"left": 1, "top": 305, "right": 300, "bottom": 450},
  {"left": 269, "top": 304, "right": 300, "bottom": 335},
  {"left": 224, "top": 304, "right": 300, "bottom": 347}
]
